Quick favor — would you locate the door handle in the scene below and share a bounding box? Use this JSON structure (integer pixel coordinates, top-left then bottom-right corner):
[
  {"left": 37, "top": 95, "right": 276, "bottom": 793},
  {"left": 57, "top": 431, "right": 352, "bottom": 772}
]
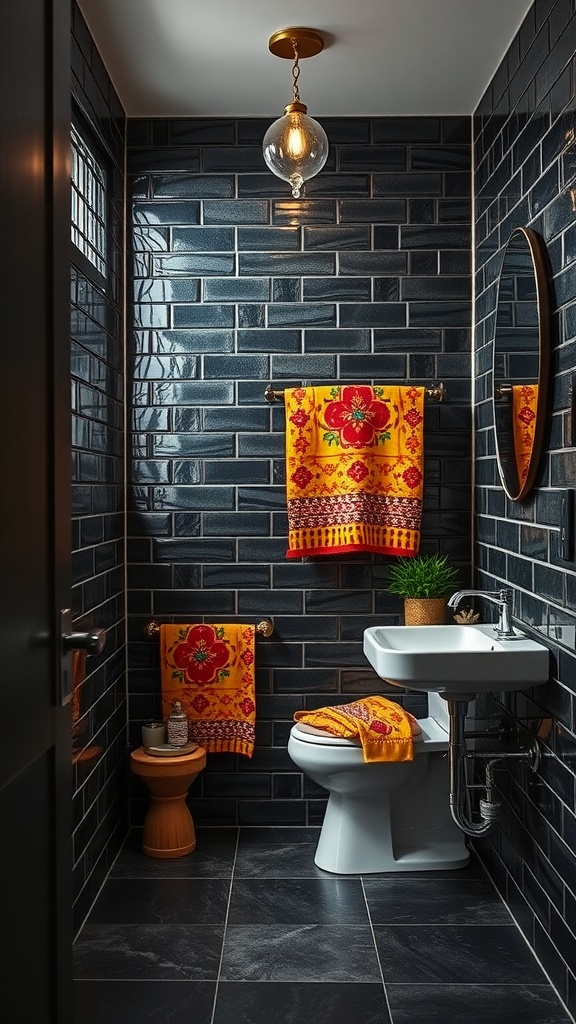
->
[
  {"left": 62, "top": 628, "right": 106, "bottom": 655},
  {"left": 60, "top": 609, "right": 106, "bottom": 706}
]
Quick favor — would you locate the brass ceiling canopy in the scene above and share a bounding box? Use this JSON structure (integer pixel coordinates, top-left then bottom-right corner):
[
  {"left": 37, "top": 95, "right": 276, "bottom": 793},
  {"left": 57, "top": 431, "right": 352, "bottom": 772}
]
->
[{"left": 268, "top": 27, "right": 325, "bottom": 61}]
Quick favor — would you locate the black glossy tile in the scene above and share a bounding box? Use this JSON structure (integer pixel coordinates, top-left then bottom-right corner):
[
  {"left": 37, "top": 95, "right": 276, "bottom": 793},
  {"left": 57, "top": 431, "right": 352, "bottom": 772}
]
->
[
  {"left": 203, "top": 198, "right": 268, "bottom": 224},
  {"left": 272, "top": 199, "right": 337, "bottom": 224},
  {"left": 410, "top": 145, "right": 470, "bottom": 170},
  {"left": 272, "top": 278, "right": 301, "bottom": 302},
  {"left": 340, "top": 252, "right": 408, "bottom": 274},
  {"left": 339, "top": 303, "right": 406, "bottom": 328},
  {"left": 385, "top": 984, "right": 572, "bottom": 1023},
  {"left": 305, "top": 327, "right": 370, "bottom": 352},
  {"left": 373, "top": 924, "right": 548, "bottom": 984},
  {"left": 213, "top": 982, "right": 390, "bottom": 1024},
  {"left": 339, "top": 145, "right": 406, "bottom": 171},
  {"left": 303, "top": 225, "right": 371, "bottom": 250},
  {"left": 220, "top": 924, "right": 382, "bottom": 982},
  {"left": 267, "top": 303, "right": 336, "bottom": 327},
  {"left": 74, "top": 980, "right": 216, "bottom": 1024},
  {"left": 203, "top": 278, "right": 269, "bottom": 301},
  {"left": 150, "top": 174, "right": 234, "bottom": 199},
  {"left": 153, "top": 253, "right": 235, "bottom": 275},
  {"left": 203, "top": 148, "right": 266, "bottom": 172},
  {"left": 339, "top": 198, "right": 406, "bottom": 222},
  {"left": 303, "top": 277, "right": 371, "bottom": 301},
  {"left": 73, "top": 924, "right": 224, "bottom": 979},
  {"left": 238, "top": 226, "right": 300, "bottom": 250},
  {"left": 228, "top": 878, "right": 369, "bottom": 925},
  {"left": 401, "top": 224, "right": 471, "bottom": 249},
  {"left": 133, "top": 200, "right": 201, "bottom": 226},
  {"left": 238, "top": 252, "right": 336, "bottom": 275},
  {"left": 374, "top": 172, "right": 443, "bottom": 195}
]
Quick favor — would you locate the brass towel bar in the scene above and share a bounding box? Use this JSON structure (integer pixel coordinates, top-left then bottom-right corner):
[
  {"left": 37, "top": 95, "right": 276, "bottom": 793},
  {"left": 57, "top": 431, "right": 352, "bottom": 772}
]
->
[
  {"left": 264, "top": 382, "right": 445, "bottom": 404},
  {"left": 145, "top": 619, "right": 274, "bottom": 639}
]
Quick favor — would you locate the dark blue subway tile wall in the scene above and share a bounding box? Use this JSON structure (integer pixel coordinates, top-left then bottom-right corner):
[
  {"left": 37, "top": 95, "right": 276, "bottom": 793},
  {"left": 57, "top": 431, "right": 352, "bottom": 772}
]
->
[
  {"left": 126, "top": 115, "right": 473, "bottom": 828},
  {"left": 474, "top": 0, "right": 576, "bottom": 1014},
  {"left": 71, "top": 2, "right": 127, "bottom": 935}
]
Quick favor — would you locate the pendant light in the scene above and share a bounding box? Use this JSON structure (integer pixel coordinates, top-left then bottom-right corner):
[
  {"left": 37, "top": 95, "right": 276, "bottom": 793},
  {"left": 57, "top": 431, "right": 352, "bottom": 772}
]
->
[{"left": 263, "top": 28, "right": 329, "bottom": 198}]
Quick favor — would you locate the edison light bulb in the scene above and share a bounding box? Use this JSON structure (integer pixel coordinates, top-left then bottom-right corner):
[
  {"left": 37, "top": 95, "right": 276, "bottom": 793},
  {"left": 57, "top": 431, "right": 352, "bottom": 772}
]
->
[{"left": 263, "top": 102, "right": 329, "bottom": 198}]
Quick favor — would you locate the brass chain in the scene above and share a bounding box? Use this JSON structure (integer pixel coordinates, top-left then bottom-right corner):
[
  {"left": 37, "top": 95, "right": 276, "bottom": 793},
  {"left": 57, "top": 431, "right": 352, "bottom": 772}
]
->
[{"left": 290, "top": 38, "right": 301, "bottom": 102}]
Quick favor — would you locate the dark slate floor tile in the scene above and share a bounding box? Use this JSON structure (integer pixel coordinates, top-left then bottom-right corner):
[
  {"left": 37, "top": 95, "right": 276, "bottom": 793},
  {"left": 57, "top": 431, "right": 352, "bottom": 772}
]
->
[
  {"left": 86, "top": 877, "right": 230, "bottom": 925},
  {"left": 363, "top": 878, "right": 511, "bottom": 925},
  {"left": 234, "top": 826, "right": 326, "bottom": 877},
  {"left": 73, "top": 924, "right": 224, "bottom": 980},
  {"left": 373, "top": 925, "right": 550, "bottom": 984},
  {"left": 385, "top": 983, "right": 573, "bottom": 1023},
  {"left": 110, "top": 827, "right": 238, "bottom": 879},
  {"left": 213, "top": 981, "right": 391, "bottom": 1024},
  {"left": 220, "top": 924, "right": 382, "bottom": 982},
  {"left": 73, "top": 979, "right": 216, "bottom": 1024},
  {"left": 227, "top": 877, "right": 369, "bottom": 925}
]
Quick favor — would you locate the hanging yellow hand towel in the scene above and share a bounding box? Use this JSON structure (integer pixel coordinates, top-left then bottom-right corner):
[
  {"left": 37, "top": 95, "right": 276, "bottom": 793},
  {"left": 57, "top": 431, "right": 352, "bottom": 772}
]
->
[
  {"left": 294, "top": 695, "right": 418, "bottom": 763},
  {"left": 160, "top": 623, "right": 256, "bottom": 758},
  {"left": 285, "top": 384, "right": 424, "bottom": 558}
]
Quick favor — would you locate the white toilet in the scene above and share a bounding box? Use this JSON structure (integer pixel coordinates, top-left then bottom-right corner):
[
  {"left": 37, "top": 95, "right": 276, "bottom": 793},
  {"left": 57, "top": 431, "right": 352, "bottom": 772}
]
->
[{"left": 287, "top": 690, "right": 469, "bottom": 874}]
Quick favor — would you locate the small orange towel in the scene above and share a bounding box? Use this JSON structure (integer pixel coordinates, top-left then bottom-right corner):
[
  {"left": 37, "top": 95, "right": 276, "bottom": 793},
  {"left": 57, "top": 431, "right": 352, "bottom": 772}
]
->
[
  {"left": 294, "top": 696, "right": 418, "bottom": 763},
  {"left": 160, "top": 623, "right": 256, "bottom": 758},
  {"left": 285, "top": 384, "right": 425, "bottom": 558}
]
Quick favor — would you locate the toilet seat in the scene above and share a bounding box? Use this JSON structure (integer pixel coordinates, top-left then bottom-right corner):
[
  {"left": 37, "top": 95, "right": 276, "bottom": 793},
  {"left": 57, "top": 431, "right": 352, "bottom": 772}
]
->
[{"left": 291, "top": 715, "right": 447, "bottom": 751}]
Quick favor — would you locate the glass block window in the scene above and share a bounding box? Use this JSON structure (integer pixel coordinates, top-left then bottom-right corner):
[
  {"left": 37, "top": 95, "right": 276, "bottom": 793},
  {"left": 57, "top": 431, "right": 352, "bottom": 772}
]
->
[{"left": 71, "top": 124, "right": 107, "bottom": 277}]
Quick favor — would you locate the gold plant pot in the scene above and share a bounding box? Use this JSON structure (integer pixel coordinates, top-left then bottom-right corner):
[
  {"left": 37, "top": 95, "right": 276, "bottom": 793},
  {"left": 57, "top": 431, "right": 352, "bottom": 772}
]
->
[{"left": 404, "top": 597, "right": 446, "bottom": 626}]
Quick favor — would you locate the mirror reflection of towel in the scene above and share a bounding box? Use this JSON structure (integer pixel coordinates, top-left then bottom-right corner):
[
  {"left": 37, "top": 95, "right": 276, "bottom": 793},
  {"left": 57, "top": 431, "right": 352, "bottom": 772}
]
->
[{"left": 511, "top": 383, "right": 538, "bottom": 486}]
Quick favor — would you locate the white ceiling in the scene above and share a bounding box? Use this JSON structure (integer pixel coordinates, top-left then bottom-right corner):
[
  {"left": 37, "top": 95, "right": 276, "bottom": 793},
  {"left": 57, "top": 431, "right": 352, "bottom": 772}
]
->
[{"left": 78, "top": 0, "right": 533, "bottom": 119}]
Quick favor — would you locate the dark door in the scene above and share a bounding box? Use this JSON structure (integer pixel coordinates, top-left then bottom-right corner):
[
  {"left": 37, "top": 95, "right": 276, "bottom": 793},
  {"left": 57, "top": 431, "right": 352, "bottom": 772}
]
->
[{"left": 0, "top": 1, "right": 72, "bottom": 1022}]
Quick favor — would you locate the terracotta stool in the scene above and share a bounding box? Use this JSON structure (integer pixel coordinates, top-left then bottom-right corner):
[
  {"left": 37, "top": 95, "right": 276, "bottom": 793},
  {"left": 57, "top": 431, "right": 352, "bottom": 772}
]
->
[{"left": 130, "top": 745, "right": 207, "bottom": 858}]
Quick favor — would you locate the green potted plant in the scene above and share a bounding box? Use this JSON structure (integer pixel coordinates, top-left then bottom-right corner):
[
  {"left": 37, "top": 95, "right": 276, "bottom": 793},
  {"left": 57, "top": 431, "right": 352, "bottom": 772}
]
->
[{"left": 386, "top": 553, "right": 460, "bottom": 625}]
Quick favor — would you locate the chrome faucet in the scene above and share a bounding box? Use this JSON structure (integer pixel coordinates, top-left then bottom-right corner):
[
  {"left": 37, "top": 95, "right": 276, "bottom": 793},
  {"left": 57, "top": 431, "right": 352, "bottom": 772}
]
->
[{"left": 447, "top": 588, "right": 516, "bottom": 639}]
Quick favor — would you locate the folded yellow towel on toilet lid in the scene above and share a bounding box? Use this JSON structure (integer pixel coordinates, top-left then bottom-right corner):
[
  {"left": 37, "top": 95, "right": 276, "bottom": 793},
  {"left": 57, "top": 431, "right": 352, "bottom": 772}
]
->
[{"left": 294, "top": 695, "right": 420, "bottom": 763}]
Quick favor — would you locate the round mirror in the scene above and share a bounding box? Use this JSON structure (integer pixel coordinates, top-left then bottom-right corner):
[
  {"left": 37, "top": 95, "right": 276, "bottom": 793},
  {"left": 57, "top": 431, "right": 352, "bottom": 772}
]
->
[{"left": 492, "top": 226, "right": 550, "bottom": 501}]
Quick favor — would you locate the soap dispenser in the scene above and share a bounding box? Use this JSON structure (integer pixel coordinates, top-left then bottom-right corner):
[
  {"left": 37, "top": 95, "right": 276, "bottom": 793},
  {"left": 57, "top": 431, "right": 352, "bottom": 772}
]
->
[{"left": 166, "top": 699, "right": 189, "bottom": 747}]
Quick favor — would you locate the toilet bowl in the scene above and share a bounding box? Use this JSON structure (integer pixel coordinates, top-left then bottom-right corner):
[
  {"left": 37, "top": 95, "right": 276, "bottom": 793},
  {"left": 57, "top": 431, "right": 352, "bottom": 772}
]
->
[{"left": 287, "top": 691, "right": 469, "bottom": 874}]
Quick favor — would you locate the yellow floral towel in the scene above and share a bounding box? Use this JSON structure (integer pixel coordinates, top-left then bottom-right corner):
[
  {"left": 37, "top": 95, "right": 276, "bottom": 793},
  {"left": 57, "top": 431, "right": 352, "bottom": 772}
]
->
[
  {"left": 294, "top": 696, "right": 419, "bottom": 763},
  {"left": 512, "top": 384, "right": 538, "bottom": 488},
  {"left": 285, "top": 385, "right": 425, "bottom": 558},
  {"left": 160, "top": 623, "right": 256, "bottom": 758}
]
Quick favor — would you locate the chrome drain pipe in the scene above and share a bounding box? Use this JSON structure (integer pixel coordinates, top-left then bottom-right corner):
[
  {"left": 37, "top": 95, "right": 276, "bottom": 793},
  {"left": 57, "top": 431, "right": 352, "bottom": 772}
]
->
[
  {"left": 446, "top": 699, "right": 540, "bottom": 838},
  {"left": 447, "top": 700, "right": 498, "bottom": 837}
]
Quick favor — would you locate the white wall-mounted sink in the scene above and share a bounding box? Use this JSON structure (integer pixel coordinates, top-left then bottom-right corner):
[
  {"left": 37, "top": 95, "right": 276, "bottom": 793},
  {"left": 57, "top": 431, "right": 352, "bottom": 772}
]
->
[{"left": 363, "top": 623, "right": 550, "bottom": 698}]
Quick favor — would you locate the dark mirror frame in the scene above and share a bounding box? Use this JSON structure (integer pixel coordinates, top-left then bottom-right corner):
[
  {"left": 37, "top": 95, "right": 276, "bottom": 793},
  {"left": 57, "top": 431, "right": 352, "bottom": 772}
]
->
[{"left": 492, "top": 226, "right": 550, "bottom": 502}]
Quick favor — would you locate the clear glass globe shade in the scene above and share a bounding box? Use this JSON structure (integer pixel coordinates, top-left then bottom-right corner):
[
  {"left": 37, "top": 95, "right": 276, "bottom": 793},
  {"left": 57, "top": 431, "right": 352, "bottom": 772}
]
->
[{"left": 263, "top": 110, "right": 329, "bottom": 198}]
